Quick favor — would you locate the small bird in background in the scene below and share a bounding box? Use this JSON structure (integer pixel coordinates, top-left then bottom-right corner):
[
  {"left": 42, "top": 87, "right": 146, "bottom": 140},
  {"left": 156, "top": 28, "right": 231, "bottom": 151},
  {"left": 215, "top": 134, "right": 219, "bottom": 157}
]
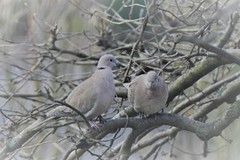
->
[
  {"left": 40, "top": 54, "right": 117, "bottom": 128},
  {"left": 124, "top": 71, "right": 168, "bottom": 117}
]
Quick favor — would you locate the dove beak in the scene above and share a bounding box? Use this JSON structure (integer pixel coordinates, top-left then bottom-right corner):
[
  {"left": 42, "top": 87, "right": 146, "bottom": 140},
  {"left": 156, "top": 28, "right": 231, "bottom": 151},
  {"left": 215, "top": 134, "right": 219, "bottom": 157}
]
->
[{"left": 114, "top": 60, "right": 122, "bottom": 69}]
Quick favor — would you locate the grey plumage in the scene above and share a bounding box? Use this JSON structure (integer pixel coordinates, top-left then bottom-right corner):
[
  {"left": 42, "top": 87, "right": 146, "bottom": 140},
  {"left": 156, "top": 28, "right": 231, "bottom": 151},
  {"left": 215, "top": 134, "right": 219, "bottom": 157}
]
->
[
  {"left": 47, "top": 54, "right": 117, "bottom": 120},
  {"left": 124, "top": 71, "right": 168, "bottom": 115}
]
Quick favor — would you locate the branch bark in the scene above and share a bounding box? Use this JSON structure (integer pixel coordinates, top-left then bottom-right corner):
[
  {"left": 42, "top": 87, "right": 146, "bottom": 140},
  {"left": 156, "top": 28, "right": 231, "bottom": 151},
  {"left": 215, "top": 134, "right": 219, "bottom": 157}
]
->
[{"left": 175, "top": 34, "right": 240, "bottom": 65}]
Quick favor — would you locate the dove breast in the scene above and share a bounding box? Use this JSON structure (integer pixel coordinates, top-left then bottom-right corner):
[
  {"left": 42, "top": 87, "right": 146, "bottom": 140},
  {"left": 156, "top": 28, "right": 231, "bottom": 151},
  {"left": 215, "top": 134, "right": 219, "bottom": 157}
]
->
[{"left": 126, "top": 71, "right": 168, "bottom": 115}]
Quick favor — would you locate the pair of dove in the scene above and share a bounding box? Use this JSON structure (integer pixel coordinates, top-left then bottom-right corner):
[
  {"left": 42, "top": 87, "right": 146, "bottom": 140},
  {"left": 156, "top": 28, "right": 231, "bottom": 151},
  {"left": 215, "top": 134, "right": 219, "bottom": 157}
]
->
[{"left": 47, "top": 54, "right": 168, "bottom": 122}]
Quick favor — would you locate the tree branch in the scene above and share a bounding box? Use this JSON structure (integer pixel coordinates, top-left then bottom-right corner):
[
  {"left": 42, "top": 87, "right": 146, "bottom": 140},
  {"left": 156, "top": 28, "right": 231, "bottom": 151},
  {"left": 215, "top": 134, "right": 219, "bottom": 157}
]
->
[
  {"left": 218, "top": 12, "right": 240, "bottom": 48},
  {"left": 175, "top": 34, "right": 240, "bottom": 65},
  {"left": 168, "top": 56, "right": 225, "bottom": 103},
  {"left": 173, "top": 71, "right": 240, "bottom": 113}
]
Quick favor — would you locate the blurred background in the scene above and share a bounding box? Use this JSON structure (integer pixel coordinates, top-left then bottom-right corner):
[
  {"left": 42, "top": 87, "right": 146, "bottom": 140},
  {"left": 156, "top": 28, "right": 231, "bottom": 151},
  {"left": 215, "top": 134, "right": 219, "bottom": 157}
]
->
[{"left": 0, "top": 0, "right": 240, "bottom": 160}]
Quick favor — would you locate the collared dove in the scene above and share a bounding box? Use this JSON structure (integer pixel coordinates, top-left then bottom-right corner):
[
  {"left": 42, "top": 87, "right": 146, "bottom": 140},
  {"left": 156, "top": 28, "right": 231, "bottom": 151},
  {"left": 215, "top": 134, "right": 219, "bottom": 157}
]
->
[
  {"left": 47, "top": 54, "right": 117, "bottom": 121},
  {"left": 124, "top": 71, "right": 168, "bottom": 116}
]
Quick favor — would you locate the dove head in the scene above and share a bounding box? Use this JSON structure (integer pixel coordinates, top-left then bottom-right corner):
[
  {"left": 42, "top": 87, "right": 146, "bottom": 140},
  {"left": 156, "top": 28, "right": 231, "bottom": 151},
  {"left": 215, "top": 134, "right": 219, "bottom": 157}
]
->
[
  {"left": 145, "top": 71, "right": 160, "bottom": 89},
  {"left": 97, "top": 54, "right": 117, "bottom": 70}
]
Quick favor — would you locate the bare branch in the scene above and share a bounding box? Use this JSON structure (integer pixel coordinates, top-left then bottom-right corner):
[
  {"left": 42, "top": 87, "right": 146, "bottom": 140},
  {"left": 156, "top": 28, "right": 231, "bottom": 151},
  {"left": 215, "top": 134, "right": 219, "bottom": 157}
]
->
[{"left": 175, "top": 34, "right": 240, "bottom": 65}]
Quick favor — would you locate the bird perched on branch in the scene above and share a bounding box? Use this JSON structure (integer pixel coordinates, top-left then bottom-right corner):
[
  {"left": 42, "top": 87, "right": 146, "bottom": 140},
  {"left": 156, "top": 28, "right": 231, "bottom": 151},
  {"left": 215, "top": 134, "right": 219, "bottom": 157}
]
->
[
  {"left": 35, "top": 54, "right": 117, "bottom": 129},
  {"left": 124, "top": 71, "right": 168, "bottom": 117}
]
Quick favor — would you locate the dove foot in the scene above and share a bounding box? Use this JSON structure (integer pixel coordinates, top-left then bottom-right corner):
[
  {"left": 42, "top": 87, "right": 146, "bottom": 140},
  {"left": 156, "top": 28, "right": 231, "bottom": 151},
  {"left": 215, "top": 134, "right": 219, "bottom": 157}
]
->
[
  {"left": 96, "top": 115, "right": 106, "bottom": 124},
  {"left": 89, "top": 121, "right": 103, "bottom": 131},
  {"left": 139, "top": 112, "right": 147, "bottom": 119},
  {"left": 147, "top": 113, "right": 161, "bottom": 119}
]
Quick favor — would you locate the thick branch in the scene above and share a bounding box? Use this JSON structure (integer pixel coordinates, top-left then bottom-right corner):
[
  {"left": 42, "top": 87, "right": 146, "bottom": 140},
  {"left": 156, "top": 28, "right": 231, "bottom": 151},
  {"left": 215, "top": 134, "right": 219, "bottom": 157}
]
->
[
  {"left": 0, "top": 122, "right": 40, "bottom": 159},
  {"left": 218, "top": 12, "right": 240, "bottom": 48},
  {"left": 167, "top": 57, "right": 225, "bottom": 103},
  {"left": 140, "top": 100, "right": 240, "bottom": 141},
  {"left": 176, "top": 34, "right": 240, "bottom": 65},
  {"left": 173, "top": 71, "right": 240, "bottom": 113},
  {"left": 118, "top": 129, "right": 142, "bottom": 160}
]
